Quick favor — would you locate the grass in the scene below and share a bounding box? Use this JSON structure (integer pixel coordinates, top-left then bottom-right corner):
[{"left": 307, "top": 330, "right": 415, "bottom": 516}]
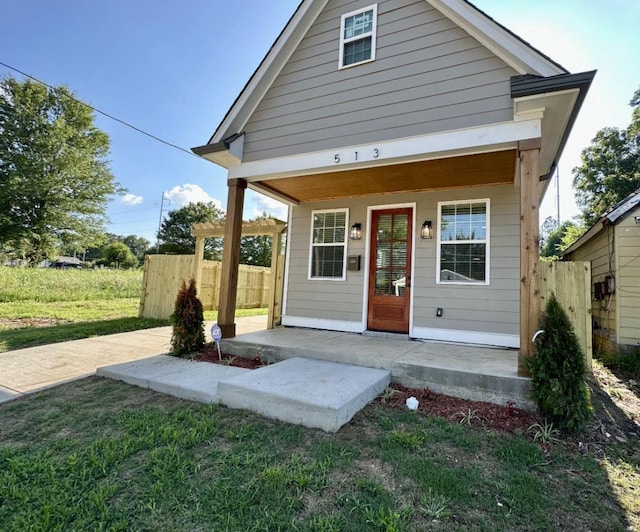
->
[
  {"left": 0, "top": 267, "right": 143, "bottom": 302},
  {"left": 0, "top": 378, "right": 637, "bottom": 531},
  {"left": 0, "top": 266, "right": 268, "bottom": 352}
]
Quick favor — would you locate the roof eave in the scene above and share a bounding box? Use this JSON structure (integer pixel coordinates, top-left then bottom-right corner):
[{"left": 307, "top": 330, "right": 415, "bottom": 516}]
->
[{"left": 512, "top": 70, "right": 596, "bottom": 181}]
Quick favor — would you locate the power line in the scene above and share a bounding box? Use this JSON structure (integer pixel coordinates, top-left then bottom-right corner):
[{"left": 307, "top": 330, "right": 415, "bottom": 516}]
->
[{"left": 0, "top": 60, "right": 200, "bottom": 159}]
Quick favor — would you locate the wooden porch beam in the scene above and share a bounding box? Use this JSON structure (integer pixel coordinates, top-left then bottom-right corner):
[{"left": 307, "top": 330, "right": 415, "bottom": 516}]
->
[
  {"left": 193, "top": 236, "right": 205, "bottom": 298},
  {"left": 217, "top": 178, "right": 247, "bottom": 338},
  {"left": 518, "top": 138, "right": 542, "bottom": 376}
]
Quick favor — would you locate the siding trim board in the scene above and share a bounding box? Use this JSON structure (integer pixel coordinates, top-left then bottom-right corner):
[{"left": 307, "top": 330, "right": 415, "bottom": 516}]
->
[
  {"left": 229, "top": 119, "right": 541, "bottom": 182},
  {"left": 412, "top": 326, "right": 519, "bottom": 348},
  {"left": 282, "top": 315, "right": 364, "bottom": 333}
]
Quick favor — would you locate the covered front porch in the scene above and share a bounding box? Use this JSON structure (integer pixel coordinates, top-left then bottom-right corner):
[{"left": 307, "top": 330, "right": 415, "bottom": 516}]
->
[{"left": 220, "top": 326, "right": 533, "bottom": 410}]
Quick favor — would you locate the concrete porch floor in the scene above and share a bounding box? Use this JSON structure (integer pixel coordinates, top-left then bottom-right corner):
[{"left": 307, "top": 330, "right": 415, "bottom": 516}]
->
[{"left": 220, "top": 327, "right": 534, "bottom": 410}]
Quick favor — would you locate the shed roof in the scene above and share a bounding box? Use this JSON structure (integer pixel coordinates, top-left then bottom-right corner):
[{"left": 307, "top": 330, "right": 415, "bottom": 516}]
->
[{"left": 562, "top": 189, "right": 640, "bottom": 256}]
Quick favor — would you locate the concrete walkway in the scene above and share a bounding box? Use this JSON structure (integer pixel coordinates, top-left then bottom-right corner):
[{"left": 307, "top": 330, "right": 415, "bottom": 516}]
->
[{"left": 0, "top": 315, "right": 267, "bottom": 404}]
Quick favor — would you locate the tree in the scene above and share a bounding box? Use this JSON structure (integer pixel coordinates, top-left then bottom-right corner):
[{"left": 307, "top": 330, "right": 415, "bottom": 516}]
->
[
  {"left": 0, "top": 76, "right": 120, "bottom": 262},
  {"left": 119, "top": 235, "right": 150, "bottom": 263},
  {"left": 528, "top": 293, "right": 592, "bottom": 432},
  {"left": 240, "top": 212, "right": 274, "bottom": 267},
  {"left": 157, "top": 201, "right": 224, "bottom": 259},
  {"left": 540, "top": 218, "right": 582, "bottom": 258},
  {"left": 169, "top": 278, "right": 205, "bottom": 357},
  {"left": 573, "top": 85, "right": 640, "bottom": 226},
  {"left": 102, "top": 242, "right": 138, "bottom": 269}
]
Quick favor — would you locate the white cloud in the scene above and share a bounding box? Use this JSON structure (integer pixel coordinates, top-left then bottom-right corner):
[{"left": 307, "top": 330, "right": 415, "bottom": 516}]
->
[
  {"left": 121, "top": 193, "right": 143, "bottom": 206},
  {"left": 251, "top": 192, "right": 288, "bottom": 221},
  {"left": 164, "top": 184, "right": 222, "bottom": 209}
]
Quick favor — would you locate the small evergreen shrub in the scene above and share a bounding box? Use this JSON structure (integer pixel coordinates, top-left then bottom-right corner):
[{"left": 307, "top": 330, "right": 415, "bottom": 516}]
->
[
  {"left": 169, "top": 278, "right": 205, "bottom": 357},
  {"left": 528, "top": 293, "right": 592, "bottom": 432}
]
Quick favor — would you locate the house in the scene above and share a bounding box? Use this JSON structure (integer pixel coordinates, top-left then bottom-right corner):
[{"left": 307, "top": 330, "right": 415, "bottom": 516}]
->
[
  {"left": 562, "top": 189, "right": 640, "bottom": 354},
  {"left": 49, "top": 256, "right": 83, "bottom": 269},
  {"left": 193, "top": 0, "right": 594, "bottom": 376}
]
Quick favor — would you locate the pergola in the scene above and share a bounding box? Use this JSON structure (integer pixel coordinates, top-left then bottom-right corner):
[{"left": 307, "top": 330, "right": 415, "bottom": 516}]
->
[{"left": 191, "top": 217, "right": 287, "bottom": 333}]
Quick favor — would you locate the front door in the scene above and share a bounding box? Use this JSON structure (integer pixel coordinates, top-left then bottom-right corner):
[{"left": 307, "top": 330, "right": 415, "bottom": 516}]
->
[{"left": 367, "top": 208, "right": 412, "bottom": 333}]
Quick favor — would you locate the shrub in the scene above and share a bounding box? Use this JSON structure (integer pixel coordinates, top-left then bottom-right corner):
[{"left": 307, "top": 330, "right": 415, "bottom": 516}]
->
[
  {"left": 528, "top": 292, "right": 592, "bottom": 432},
  {"left": 169, "top": 278, "right": 205, "bottom": 357}
]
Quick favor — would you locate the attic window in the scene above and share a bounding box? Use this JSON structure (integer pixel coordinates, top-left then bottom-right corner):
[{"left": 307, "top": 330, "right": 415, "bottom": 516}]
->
[{"left": 339, "top": 4, "right": 378, "bottom": 69}]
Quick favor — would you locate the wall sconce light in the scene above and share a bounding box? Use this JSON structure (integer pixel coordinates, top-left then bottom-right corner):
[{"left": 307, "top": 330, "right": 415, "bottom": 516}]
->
[
  {"left": 635, "top": 216, "right": 640, "bottom": 225},
  {"left": 420, "top": 220, "right": 433, "bottom": 239},
  {"left": 349, "top": 223, "right": 362, "bottom": 240}
]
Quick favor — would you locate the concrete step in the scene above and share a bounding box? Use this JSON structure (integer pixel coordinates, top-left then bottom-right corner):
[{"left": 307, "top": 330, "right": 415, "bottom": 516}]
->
[
  {"left": 393, "top": 360, "right": 533, "bottom": 409},
  {"left": 217, "top": 357, "right": 391, "bottom": 432},
  {"left": 97, "top": 355, "right": 249, "bottom": 403}
]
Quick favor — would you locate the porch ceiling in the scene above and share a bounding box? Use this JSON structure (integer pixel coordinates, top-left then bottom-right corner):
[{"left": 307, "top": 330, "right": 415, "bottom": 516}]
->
[{"left": 254, "top": 150, "right": 517, "bottom": 203}]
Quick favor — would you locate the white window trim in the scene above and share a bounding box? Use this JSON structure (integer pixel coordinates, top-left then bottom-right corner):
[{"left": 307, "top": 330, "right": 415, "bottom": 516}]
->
[
  {"left": 436, "top": 199, "right": 490, "bottom": 286},
  {"left": 338, "top": 4, "right": 378, "bottom": 69},
  {"left": 308, "top": 208, "right": 349, "bottom": 281}
]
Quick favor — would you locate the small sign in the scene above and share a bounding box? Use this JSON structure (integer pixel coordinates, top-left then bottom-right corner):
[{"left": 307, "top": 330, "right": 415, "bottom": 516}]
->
[
  {"left": 211, "top": 324, "right": 222, "bottom": 342},
  {"left": 211, "top": 324, "right": 222, "bottom": 361}
]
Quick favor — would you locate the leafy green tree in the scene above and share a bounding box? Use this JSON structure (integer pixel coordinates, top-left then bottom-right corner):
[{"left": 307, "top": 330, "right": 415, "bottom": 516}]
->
[
  {"left": 240, "top": 212, "right": 274, "bottom": 267},
  {"left": 540, "top": 219, "right": 582, "bottom": 258},
  {"left": 573, "top": 85, "right": 640, "bottom": 225},
  {"left": 102, "top": 242, "right": 138, "bottom": 269},
  {"left": 119, "top": 235, "right": 150, "bottom": 263},
  {"left": 0, "top": 76, "right": 120, "bottom": 262},
  {"left": 157, "top": 202, "right": 224, "bottom": 259}
]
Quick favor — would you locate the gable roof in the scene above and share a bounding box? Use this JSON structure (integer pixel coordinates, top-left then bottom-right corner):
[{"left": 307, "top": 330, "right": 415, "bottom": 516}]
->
[
  {"left": 563, "top": 189, "right": 640, "bottom": 256},
  {"left": 194, "top": 0, "right": 568, "bottom": 156}
]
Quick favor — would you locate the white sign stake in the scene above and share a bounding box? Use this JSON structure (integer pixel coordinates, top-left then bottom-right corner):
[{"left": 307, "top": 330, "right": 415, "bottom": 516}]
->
[{"left": 211, "top": 324, "right": 222, "bottom": 361}]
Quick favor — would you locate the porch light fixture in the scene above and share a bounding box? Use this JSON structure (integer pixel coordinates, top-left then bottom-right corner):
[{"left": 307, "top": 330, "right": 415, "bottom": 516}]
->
[
  {"left": 420, "top": 220, "right": 433, "bottom": 239},
  {"left": 635, "top": 216, "right": 640, "bottom": 225},
  {"left": 349, "top": 223, "right": 362, "bottom": 240}
]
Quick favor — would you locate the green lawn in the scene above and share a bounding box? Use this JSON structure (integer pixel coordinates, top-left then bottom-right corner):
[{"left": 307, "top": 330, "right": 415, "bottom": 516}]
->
[
  {"left": 0, "top": 266, "right": 268, "bottom": 352},
  {"left": 0, "top": 377, "right": 636, "bottom": 531}
]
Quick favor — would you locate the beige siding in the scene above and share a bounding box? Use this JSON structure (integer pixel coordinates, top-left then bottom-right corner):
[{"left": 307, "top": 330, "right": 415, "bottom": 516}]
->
[
  {"left": 284, "top": 185, "right": 520, "bottom": 337},
  {"left": 615, "top": 210, "right": 640, "bottom": 346},
  {"left": 243, "top": 0, "right": 517, "bottom": 162},
  {"left": 566, "top": 226, "right": 617, "bottom": 348}
]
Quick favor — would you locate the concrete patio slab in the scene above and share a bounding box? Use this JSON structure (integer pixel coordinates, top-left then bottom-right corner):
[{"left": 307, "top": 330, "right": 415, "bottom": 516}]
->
[
  {"left": 217, "top": 357, "right": 391, "bottom": 432},
  {"left": 97, "top": 355, "right": 249, "bottom": 403}
]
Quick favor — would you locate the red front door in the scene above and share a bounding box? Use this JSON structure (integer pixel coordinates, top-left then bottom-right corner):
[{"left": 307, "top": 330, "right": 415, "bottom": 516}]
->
[{"left": 367, "top": 208, "right": 412, "bottom": 333}]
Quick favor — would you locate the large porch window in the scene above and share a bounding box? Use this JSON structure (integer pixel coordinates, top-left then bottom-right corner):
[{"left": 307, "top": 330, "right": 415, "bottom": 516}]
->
[
  {"left": 309, "top": 209, "right": 348, "bottom": 280},
  {"left": 437, "top": 199, "right": 490, "bottom": 284}
]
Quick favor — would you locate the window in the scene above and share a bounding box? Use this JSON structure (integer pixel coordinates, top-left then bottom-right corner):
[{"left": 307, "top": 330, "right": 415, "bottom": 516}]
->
[
  {"left": 309, "top": 209, "right": 348, "bottom": 280},
  {"left": 339, "top": 4, "right": 378, "bottom": 68},
  {"left": 437, "top": 200, "right": 490, "bottom": 284}
]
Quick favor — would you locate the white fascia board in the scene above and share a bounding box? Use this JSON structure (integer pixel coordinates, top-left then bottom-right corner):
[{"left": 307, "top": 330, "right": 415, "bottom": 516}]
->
[
  {"left": 609, "top": 192, "right": 640, "bottom": 223},
  {"left": 228, "top": 119, "right": 541, "bottom": 181},
  {"left": 211, "top": 0, "right": 330, "bottom": 144},
  {"left": 281, "top": 316, "right": 365, "bottom": 333},
  {"left": 411, "top": 326, "right": 520, "bottom": 349},
  {"left": 428, "top": 0, "right": 565, "bottom": 77}
]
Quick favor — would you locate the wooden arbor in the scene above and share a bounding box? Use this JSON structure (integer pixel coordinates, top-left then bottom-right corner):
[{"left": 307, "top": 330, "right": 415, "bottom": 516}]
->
[{"left": 191, "top": 217, "right": 287, "bottom": 336}]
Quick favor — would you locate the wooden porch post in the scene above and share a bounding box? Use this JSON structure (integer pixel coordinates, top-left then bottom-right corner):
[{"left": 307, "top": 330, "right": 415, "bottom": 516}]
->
[
  {"left": 267, "top": 231, "right": 283, "bottom": 329},
  {"left": 218, "top": 178, "right": 247, "bottom": 338},
  {"left": 518, "top": 139, "right": 542, "bottom": 376}
]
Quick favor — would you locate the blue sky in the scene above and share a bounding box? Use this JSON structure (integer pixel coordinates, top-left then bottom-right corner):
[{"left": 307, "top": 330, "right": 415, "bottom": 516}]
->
[{"left": 1, "top": 0, "right": 639, "bottom": 244}]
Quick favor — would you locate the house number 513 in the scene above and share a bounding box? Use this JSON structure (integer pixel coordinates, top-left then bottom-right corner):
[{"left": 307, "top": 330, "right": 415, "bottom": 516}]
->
[{"left": 334, "top": 148, "right": 379, "bottom": 164}]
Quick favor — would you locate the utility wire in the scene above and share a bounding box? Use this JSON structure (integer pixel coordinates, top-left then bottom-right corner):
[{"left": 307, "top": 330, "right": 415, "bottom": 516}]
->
[{"left": 0, "top": 60, "right": 200, "bottom": 159}]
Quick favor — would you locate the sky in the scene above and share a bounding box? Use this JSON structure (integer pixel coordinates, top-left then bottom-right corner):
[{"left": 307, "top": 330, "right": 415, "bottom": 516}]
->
[{"left": 1, "top": 0, "right": 639, "bottom": 245}]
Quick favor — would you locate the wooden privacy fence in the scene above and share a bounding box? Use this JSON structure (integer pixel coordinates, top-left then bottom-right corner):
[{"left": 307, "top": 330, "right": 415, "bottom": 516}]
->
[
  {"left": 539, "top": 261, "right": 592, "bottom": 367},
  {"left": 138, "top": 255, "right": 273, "bottom": 320}
]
